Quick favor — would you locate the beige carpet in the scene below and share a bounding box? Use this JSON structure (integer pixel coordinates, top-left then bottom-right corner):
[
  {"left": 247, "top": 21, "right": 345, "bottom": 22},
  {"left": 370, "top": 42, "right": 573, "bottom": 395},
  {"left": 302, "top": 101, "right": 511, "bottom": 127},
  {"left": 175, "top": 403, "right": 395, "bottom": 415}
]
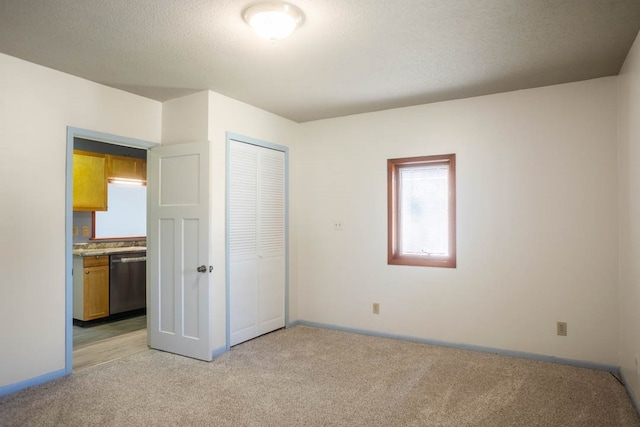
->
[{"left": 1, "top": 325, "right": 638, "bottom": 426}]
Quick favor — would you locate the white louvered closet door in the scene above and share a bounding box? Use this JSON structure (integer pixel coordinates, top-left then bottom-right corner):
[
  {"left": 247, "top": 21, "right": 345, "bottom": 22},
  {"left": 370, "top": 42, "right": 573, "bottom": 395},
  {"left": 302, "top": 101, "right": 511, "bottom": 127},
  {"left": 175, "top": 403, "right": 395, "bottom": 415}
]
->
[{"left": 229, "top": 140, "right": 285, "bottom": 346}]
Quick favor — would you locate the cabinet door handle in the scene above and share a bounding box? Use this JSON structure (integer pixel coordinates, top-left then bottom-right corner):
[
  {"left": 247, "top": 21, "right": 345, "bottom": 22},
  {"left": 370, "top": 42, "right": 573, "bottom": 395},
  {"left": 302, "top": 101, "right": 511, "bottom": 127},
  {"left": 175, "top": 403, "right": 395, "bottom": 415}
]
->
[{"left": 85, "top": 270, "right": 90, "bottom": 274}]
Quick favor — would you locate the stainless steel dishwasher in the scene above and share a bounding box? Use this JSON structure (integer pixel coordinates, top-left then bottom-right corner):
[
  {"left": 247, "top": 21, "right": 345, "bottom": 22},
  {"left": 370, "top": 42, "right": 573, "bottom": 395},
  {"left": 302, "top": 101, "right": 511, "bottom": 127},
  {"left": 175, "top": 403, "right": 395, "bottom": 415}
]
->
[{"left": 109, "top": 252, "right": 146, "bottom": 315}]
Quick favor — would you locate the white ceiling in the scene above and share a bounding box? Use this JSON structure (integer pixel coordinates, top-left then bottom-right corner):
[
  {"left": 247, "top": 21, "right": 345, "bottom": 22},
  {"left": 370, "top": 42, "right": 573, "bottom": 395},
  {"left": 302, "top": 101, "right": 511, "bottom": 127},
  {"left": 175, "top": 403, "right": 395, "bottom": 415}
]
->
[{"left": 1, "top": 0, "right": 639, "bottom": 123}]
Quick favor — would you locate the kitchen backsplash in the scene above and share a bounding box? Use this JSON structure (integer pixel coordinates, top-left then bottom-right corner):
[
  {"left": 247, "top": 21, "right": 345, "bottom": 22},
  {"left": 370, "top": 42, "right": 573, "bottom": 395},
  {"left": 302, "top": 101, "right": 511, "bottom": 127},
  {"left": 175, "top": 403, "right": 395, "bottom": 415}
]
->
[{"left": 72, "top": 211, "right": 93, "bottom": 244}]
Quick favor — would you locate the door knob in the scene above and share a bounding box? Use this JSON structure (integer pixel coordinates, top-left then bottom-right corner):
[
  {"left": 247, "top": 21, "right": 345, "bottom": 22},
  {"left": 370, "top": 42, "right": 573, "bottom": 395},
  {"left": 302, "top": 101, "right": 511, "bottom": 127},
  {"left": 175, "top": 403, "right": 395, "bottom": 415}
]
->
[{"left": 197, "top": 265, "right": 207, "bottom": 273}]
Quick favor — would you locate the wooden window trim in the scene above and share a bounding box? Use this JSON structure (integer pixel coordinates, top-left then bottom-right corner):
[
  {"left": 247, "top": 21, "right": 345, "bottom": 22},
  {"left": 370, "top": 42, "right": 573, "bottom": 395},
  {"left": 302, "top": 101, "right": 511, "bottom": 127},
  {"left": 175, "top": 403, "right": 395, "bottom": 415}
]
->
[{"left": 387, "top": 154, "right": 456, "bottom": 268}]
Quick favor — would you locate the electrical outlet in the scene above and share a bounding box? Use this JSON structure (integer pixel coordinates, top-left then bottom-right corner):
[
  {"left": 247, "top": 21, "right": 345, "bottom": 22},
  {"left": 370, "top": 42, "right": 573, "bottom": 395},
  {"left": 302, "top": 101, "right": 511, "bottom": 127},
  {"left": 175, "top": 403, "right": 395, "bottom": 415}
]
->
[
  {"left": 72, "top": 226, "right": 78, "bottom": 236},
  {"left": 82, "top": 226, "right": 90, "bottom": 237},
  {"left": 333, "top": 220, "right": 343, "bottom": 231},
  {"left": 373, "top": 303, "right": 380, "bottom": 315},
  {"left": 557, "top": 322, "right": 567, "bottom": 336}
]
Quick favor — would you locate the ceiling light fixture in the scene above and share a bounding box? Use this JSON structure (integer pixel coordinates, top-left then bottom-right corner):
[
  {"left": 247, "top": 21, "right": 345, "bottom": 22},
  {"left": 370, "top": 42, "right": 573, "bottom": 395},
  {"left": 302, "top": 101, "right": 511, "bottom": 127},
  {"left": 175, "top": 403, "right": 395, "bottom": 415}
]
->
[
  {"left": 109, "top": 177, "right": 146, "bottom": 186},
  {"left": 243, "top": 1, "right": 304, "bottom": 41}
]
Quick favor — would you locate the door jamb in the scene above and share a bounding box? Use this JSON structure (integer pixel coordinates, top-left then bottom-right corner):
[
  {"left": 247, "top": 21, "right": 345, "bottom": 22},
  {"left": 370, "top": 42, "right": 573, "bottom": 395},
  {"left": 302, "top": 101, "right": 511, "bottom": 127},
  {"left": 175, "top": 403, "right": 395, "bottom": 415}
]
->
[{"left": 65, "top": 127, "right": 158, "bottom": 374}]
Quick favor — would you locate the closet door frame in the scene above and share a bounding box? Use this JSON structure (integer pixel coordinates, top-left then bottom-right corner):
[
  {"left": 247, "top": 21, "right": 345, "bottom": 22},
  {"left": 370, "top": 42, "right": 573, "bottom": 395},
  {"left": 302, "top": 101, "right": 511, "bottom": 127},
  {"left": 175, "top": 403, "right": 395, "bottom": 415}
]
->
[{"left": 225, "top": 132, "right": 289, "bottom": 350}]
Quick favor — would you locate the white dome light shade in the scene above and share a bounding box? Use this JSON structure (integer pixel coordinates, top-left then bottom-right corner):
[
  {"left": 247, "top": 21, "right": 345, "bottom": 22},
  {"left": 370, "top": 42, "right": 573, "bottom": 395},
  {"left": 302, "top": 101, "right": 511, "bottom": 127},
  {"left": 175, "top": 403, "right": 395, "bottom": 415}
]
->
[{"left": 243, "top": 2, "right": 304, "bottom": 40}]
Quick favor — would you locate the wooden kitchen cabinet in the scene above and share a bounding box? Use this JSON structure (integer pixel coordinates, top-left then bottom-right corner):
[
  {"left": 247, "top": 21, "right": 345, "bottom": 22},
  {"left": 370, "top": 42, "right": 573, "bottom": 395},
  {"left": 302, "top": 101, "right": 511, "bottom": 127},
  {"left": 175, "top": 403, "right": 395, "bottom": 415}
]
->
[
  {"left": 73, "top": 150, "right": 107, "bottom": 211},
  {"left": 73, "top": 255, "right": 109, "bottom": 321},
  {"left": 106, "top": 154, "right": 146, "bottom": 181}
]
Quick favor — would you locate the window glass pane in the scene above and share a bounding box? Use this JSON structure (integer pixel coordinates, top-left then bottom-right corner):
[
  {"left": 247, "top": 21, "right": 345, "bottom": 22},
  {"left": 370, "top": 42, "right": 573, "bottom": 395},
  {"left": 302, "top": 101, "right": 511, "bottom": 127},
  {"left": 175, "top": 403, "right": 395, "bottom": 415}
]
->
[
  {"left": 399, "top": 164, "right": 449, "bottom": 256},
  {"left": 94, "top": 183, "right": 147, "bottom": 238}
]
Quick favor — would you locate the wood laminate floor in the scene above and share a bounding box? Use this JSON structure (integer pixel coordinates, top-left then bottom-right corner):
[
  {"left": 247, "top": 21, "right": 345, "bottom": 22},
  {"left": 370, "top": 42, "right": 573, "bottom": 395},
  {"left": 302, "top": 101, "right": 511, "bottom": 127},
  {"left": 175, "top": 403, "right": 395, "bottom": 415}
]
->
[
  {"left": 73, "top": 315, "right": 147, "bottom": 347},
  {"left": 73, "top": 315, "right": 148, "bottom": 371}
]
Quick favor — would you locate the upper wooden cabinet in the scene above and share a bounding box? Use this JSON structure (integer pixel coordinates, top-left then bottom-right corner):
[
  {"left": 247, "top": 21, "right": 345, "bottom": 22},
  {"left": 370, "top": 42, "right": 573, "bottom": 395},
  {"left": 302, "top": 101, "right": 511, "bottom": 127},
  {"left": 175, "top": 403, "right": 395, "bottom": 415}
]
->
[
  {"left": 106, "top": 155, "right": 147, "bottom": 181},
  {"left": 73, "top": 150, "right": 107, "bottom": 211}
]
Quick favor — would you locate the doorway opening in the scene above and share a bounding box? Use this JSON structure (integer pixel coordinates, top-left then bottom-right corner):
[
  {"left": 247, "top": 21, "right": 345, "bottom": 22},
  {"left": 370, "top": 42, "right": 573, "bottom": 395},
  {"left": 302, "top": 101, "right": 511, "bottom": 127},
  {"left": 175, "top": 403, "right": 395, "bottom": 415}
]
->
[{"left": 65, "top": 127, "right": 158, "bottom": 373}]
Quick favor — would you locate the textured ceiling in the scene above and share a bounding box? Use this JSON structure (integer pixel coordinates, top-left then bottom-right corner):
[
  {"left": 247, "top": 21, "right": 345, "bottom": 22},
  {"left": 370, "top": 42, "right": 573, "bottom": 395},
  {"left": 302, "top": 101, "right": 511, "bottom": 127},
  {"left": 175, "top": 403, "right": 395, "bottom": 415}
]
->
[{"left": 0, "top": 0, "right": 639, "bottom": 122}]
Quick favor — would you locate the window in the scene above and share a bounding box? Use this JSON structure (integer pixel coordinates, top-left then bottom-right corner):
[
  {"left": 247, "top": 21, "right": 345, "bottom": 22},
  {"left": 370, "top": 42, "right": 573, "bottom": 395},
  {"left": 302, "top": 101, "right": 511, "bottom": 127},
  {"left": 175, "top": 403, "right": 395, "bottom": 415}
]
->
[
  {"left": 387, "top": 154, "right": 456, "bottom": 268},
  {"left": 93, "top": 182, "right": 147, "bottom": 239}
]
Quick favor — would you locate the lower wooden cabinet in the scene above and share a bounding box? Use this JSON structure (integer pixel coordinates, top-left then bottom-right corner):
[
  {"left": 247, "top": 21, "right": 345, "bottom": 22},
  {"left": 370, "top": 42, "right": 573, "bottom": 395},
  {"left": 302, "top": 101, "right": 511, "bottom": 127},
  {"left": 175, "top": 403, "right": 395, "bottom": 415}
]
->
[{"left": 73, "top": 255, "right": 109, "bottom": 321}]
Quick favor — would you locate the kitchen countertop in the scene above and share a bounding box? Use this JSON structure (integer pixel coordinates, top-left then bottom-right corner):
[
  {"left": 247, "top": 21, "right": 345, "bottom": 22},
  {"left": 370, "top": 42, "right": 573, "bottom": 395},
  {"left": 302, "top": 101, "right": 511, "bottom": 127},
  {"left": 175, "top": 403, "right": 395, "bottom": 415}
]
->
[{"left": 73, "top": 246, "right": 147, "bottom": 257}]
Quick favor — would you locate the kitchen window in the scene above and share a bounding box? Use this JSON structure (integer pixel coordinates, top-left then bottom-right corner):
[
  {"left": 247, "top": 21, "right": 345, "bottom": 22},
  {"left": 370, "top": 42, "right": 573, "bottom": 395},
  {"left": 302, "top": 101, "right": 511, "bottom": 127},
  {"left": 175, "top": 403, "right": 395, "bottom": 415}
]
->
[{"left": 387, "top": 154, "right": 456, "bottom": 268}]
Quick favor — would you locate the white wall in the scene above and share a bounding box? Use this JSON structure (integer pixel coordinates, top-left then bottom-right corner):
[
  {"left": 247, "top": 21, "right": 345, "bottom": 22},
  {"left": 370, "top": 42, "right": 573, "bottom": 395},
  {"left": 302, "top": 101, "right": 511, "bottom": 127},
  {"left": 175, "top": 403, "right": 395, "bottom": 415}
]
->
[
  {"left": 162, "top": 91, "right": 209, "bottom": 144},
  {"left": 0, "top": 53, "right": 161, "bottom": 388},
  {"left": 618, "top": 32, "right": 640, "bottom": 398},
  {"left": 293, "top": 77, "right": 619, "bottom": 365}
]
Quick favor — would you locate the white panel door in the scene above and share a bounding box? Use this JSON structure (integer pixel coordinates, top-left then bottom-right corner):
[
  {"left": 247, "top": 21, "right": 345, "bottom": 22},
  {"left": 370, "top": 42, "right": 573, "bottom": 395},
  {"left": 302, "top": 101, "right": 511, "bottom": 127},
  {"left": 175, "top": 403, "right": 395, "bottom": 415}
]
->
[
  {"left": 147, "top": 141, "right": 212, "bottom": 361},
  {"left": 229, "top": 140, "right": 285, "bottom": 346}
]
